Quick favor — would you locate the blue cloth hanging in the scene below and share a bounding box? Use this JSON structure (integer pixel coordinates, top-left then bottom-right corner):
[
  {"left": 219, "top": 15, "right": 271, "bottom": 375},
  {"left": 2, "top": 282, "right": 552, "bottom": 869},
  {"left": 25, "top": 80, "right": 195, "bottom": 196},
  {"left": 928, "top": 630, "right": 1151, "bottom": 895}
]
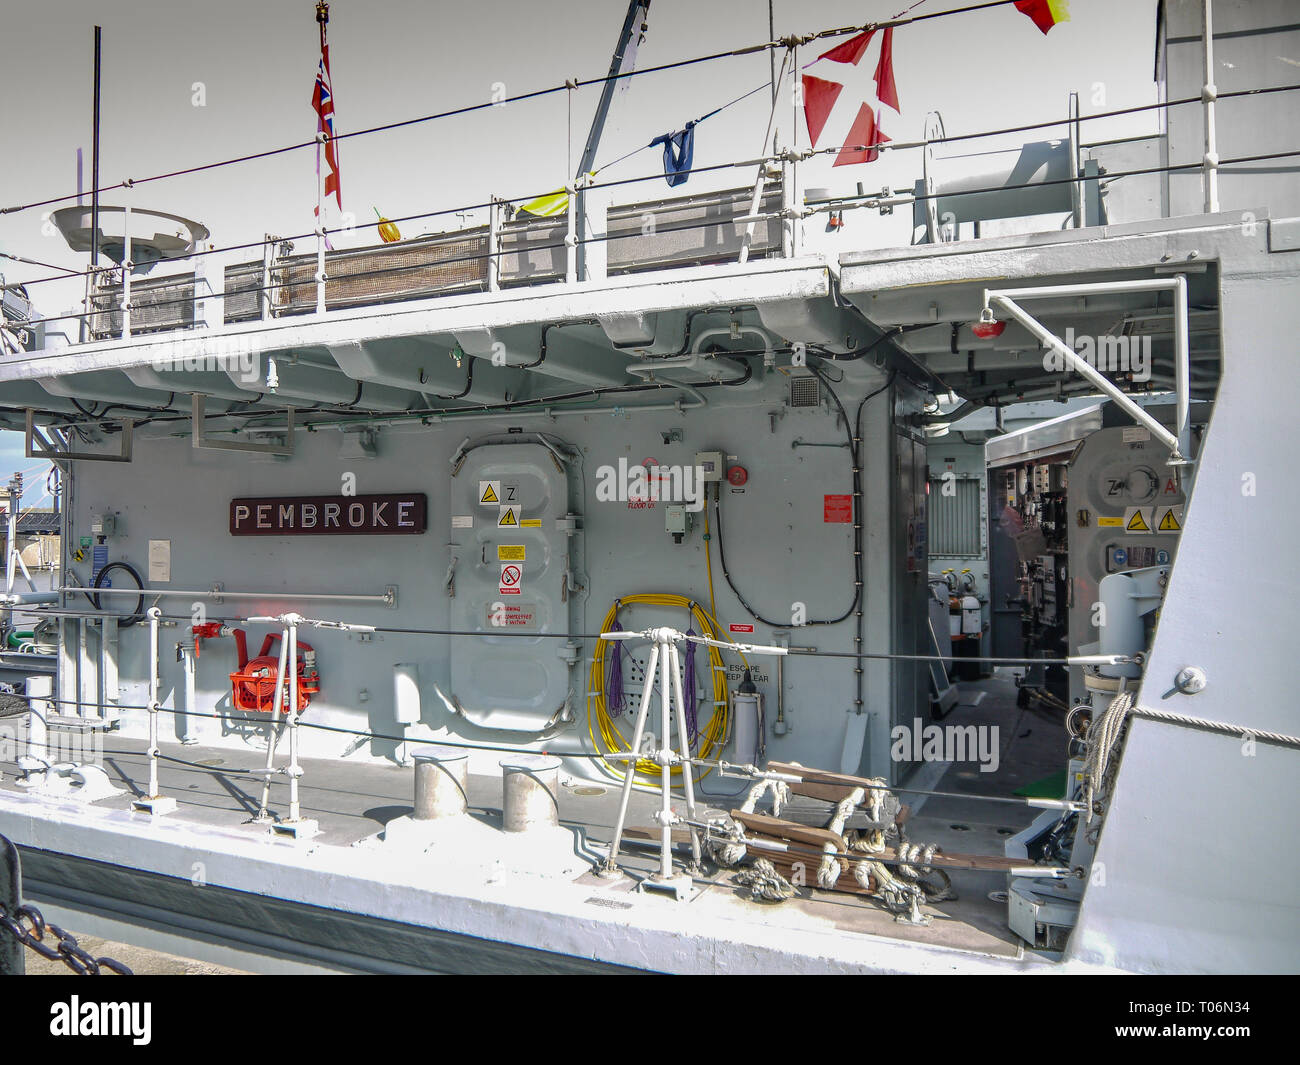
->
[{"left": 650, "top": 121, "right": 696, "bottom": 187}]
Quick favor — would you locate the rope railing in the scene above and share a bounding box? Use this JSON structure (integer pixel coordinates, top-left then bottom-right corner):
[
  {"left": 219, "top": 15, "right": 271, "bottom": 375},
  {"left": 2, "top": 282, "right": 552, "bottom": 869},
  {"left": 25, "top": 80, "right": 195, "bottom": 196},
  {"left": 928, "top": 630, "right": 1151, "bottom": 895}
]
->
[
  {"left": 20, "top": 600, "right": 1133, "bottom": 667},
  {"left": 2, "top": 143, "right": 1288, "bottom": 380},
  {"left": 7, "top": 80, "right": 1299, "bottom": 302}
]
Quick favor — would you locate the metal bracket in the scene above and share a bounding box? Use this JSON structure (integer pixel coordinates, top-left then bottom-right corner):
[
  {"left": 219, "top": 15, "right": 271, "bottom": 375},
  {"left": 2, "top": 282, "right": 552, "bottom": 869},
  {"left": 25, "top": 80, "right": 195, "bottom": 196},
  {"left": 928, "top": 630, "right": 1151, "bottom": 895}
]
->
[
  {"left": 636, "top": 872, "right": 699, "bottom": 903},
  {"left": 192, "top": 393, "right": 295, "bottom": 456},
  {"left": 131, "top": 795, "right": 178, "bottom": 816},
  {"left": 270, "top": 819, "right": 320, "bottom": 841},
  {"left": 26, "top": 408, "right": 133, "bottom": 462}
]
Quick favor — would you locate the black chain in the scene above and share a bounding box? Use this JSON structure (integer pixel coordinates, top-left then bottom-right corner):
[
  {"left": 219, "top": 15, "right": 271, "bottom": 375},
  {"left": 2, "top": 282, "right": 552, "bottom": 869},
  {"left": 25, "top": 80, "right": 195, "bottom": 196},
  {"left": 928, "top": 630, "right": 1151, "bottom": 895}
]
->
[{"left": 0, "top": 902, "right": 133, "bottom": 975}]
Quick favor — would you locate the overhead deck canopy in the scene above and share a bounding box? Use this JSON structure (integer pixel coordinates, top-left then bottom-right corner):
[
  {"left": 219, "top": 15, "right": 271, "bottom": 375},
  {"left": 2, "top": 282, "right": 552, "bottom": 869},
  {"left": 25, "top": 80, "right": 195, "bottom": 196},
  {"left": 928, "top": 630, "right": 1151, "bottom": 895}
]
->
[{"left": 0, "top": 209, "right": 1244, "bottom": 440}]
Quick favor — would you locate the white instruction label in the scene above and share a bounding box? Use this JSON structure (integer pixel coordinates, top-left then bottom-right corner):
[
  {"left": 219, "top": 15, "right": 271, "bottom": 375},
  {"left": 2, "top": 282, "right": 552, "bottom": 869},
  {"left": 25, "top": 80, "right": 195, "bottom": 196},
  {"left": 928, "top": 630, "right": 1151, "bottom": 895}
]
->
[{"left": 148, "top": 539, "right": 171, "bottom": 582}]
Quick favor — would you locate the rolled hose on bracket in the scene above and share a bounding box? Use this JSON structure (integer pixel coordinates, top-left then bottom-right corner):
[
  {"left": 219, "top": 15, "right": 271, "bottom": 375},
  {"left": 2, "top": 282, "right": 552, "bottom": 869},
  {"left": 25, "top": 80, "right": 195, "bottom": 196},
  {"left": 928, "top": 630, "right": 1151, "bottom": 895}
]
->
[
  {"left": 91, "top": 561, "right": 146, "bottom": 627},
  {"left": 587, "top": 593, "right": 749, "bottom": 784}
]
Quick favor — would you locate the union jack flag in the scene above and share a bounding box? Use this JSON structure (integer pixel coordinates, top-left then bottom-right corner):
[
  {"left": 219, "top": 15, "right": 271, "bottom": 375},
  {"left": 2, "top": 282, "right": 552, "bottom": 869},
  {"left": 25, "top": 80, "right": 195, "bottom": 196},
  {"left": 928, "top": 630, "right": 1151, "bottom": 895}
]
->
[{"left": 312, "top": 25, "right": 342, "bottom": 212}]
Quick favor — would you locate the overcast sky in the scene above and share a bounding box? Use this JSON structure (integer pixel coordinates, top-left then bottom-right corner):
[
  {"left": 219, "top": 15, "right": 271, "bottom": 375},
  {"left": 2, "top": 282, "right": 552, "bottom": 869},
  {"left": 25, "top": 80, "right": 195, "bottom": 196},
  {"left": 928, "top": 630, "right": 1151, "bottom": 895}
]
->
[{"left": 0, "top": 0, "right": 1160, "bottom": 491}]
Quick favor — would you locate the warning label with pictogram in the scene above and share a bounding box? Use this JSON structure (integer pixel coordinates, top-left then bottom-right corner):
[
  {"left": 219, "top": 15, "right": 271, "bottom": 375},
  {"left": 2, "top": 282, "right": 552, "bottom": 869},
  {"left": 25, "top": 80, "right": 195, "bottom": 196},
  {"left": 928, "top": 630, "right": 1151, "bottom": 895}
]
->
[
  {"left": 1123, "top": 506, "right": 1154, "bottom": 534},
  {"left": 1155, "top": 505, "right": 1183, "bottom": 532},
  {"left": 499, "top": 563, "right": 522, "bottom": 595},
  {"left": 498, "top": 505, "right": 520, "bottom": 527},
  {"left": 479, "top": 481, "right": 501, "bottom": 506}
]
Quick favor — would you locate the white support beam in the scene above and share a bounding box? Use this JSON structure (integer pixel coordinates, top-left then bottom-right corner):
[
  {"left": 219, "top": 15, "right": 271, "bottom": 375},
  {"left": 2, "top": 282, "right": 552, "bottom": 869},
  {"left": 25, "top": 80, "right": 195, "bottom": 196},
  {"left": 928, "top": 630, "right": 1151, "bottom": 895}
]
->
[{"left": 982, "top": 276, "right": 1193, "bottom": 466}]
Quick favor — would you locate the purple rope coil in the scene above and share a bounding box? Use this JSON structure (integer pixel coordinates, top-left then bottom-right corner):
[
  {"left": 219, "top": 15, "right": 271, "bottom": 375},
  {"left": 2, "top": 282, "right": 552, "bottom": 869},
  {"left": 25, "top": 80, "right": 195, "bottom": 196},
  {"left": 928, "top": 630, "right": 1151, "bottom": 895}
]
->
[
  {"left": 683, "top": 629, "right": 699, "bottom": 746},
  {"left": 606, "top": 619, "right": 627, "bottom": 717}
]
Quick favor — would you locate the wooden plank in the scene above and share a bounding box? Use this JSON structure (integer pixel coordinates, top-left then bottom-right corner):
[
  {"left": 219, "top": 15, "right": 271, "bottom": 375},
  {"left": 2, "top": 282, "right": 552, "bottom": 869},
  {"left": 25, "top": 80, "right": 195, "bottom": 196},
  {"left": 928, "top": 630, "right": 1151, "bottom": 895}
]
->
[
  {"left": 769, "top": 761, "right": 895, "bottom": 793},
  {"left": 757, "top": 856, "right": 877, "bottom": 896},
  {"left": 625, "top": 826, "right": 693, "bottom": 844},
  {"left": 731, "top": 810, "right": 845, "bottom": 849},
  {"left": 749, "top": 831, "right": 1032, "bottom": 873},
  {"left": 786, "top": 779, "right": 869, "bottom": 805}
]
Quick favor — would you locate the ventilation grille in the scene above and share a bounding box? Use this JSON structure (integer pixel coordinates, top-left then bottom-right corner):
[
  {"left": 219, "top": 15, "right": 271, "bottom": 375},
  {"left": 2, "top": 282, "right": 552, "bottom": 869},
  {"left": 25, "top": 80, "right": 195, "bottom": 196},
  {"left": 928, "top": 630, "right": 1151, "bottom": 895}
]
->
[
  {"left": 789, "top": 375, "right": 820, "bottom": 408},
  {"left": 928, "top": 477, "right": 983, "bottom": 558},
  {"left": 90, "top": 273, "right": 196, "bottom": 339}
]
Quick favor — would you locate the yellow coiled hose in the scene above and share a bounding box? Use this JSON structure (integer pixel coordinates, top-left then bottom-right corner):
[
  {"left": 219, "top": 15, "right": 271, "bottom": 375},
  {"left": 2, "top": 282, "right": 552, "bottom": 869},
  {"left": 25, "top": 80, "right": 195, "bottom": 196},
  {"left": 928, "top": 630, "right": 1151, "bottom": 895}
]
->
[{"left": 587, "top": 594, "right": 746, "bottom": 782}]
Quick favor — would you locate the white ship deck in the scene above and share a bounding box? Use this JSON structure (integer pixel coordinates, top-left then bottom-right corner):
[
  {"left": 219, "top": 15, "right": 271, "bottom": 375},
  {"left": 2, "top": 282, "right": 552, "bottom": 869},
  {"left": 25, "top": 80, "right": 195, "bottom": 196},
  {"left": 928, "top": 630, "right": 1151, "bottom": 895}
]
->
[{"left": 0, "top": 674, "right": 1065, "bottom": 974}]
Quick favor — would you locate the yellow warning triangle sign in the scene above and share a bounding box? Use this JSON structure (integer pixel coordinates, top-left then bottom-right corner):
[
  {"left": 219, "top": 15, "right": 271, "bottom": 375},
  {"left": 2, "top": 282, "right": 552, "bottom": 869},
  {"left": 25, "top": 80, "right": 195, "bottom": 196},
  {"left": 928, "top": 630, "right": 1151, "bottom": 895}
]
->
[
  {"left": 480, "top": 484, "right": 499, "bottom": 504},
  {"left": 1127, "top": 510, "right": 1150, "bottom": 532},
  {"left": 1158, "top": 509, "right": 1181, "bottom": 531},
  {"left": 499, "top": 508, "right": 518, "bottom": 526}
]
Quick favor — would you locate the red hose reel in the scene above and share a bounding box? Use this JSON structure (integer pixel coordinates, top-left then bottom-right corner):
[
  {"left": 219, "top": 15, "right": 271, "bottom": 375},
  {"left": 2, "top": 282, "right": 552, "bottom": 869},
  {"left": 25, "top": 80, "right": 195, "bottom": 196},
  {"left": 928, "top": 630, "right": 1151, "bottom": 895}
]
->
[{"left": 192, "top": 625, "right": 320, "bottom": 714}]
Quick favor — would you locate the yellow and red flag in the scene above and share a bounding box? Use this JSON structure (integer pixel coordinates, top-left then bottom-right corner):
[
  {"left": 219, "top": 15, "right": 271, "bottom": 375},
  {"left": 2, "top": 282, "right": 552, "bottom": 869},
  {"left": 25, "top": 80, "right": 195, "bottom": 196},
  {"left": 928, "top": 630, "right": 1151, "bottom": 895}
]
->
[{"left": 1014, "top": 0, "right": 1070, "bottom": 35}]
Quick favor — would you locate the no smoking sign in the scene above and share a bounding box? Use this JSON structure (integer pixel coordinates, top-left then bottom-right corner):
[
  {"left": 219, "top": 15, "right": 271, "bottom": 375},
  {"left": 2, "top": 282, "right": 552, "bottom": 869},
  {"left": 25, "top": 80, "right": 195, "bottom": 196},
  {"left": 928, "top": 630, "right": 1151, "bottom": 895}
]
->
[{"left": 499, "top": 563, "right": 522, "bottom": 595}]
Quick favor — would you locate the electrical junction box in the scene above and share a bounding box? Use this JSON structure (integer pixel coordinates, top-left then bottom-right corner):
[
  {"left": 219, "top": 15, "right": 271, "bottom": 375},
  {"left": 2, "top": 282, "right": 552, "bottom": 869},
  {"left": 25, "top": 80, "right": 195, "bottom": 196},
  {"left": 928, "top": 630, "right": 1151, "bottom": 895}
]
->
[
  {"left": 1007, "top": 878, "right": 1077, "bottom": 952},
  {"left": 694, "top": 451, "right": 724, "bottom": 481},
  {"left": 666, "top": 505, "right": 691, "bottom": 543},
  {"left": 91, "top": 512, "right": 117, "bottom": 538}
]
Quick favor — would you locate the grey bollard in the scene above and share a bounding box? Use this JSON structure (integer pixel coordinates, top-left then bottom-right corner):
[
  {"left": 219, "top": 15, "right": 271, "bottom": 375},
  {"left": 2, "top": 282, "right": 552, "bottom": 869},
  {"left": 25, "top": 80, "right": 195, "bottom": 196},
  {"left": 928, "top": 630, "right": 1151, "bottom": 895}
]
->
[
  {"left": 499, "top": 755, "right": 561, "bottom": 833},
  {"left": 412, "top": 746, "right": 468, "bottom": 821}
]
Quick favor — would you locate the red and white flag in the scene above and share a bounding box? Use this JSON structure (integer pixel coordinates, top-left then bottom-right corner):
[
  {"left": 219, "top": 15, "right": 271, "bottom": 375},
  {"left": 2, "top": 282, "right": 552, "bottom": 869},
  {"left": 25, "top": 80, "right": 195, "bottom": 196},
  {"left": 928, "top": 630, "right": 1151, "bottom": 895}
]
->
[
  {"left": 312, "top": 6, "right": 342, "bottom": 214},
  {"left": 802, "top": 26, "right": 900, "bottom": 166}
]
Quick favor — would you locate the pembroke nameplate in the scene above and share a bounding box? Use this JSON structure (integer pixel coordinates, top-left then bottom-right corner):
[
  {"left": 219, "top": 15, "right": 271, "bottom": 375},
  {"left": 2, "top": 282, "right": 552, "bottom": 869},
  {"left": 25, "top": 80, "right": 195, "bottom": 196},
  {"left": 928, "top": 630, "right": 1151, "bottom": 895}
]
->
[{"left": 230, "top": 493, "right": 428, "bottom": 535}]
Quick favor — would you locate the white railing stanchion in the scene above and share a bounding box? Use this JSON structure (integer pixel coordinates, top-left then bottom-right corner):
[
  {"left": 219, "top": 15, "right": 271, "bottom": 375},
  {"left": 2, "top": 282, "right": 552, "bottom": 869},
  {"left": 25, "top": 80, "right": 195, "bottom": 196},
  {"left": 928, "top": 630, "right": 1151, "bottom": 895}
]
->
[
  {"left": 252, "top": 624, "right": 291, "bottom": 824},
  {"left": 120, "top": 203, "right": 133, "bottom": 339},
  {"left": 599, "top": 637, "right": 659, "bottom": 880},
  {"left": 487, "top": 198, "right": 501, "bottom": 292},
  {"left": 131, "top": 607, "right": 178, "bottom": 815},
  {"left": 315, "top": 131, "right": 328, "bottom": 314},
  {"left": 286, "top": 617, "right": 304, "bottom": 822},
  {"left": 597, "top": 627, "right": 786, "bottom": 897},
  {"left": 245, "top": 611, "right": 324, "bottom": 838},
  {"left": 565, "top": 182, "right": 578, "bottom": 284},
  {"left": 1202, "top": 0, "right": 1220, "bottom": 214},
  {"left": 667, "top": 640, "right": 703, "bottom": 873},
  {"left": 260, "top": 234, "right": 273, "bottom": 321}
]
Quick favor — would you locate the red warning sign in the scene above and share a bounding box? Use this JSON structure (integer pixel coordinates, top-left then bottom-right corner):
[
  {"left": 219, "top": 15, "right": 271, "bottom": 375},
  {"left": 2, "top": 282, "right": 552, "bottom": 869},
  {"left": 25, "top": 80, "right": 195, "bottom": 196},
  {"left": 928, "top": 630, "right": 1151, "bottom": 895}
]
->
[
  {"left": 487, "top": 602, "right": 536, "bottom": 628},
  {"left": 729, "top": 623, "right": 755, "bottom": 634},
  {"left": 824, "top": 494, "right": 852, "bottom": 523}
]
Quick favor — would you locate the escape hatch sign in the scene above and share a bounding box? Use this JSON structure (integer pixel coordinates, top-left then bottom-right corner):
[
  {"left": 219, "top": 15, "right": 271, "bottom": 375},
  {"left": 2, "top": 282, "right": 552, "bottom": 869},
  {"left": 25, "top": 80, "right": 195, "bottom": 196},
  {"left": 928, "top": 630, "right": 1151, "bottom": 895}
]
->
[{"left": 230, "top": 493, "right": 428, "bottom": 536}]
